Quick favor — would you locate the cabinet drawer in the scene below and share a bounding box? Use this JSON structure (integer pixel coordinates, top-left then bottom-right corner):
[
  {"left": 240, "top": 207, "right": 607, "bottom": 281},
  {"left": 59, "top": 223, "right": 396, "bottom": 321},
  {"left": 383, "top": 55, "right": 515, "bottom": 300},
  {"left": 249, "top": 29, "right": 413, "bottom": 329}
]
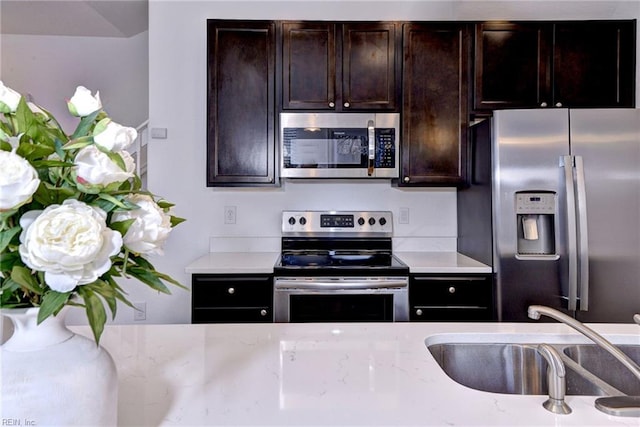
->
[
  {"left": 192, "top": 307, "right": 272, "bottom": 323},
  {"left": 192, "top": 275, "right": 273, "bottom": 308},
  {"left": 409, "top": 275, "right": 494, "bottom": 321}
]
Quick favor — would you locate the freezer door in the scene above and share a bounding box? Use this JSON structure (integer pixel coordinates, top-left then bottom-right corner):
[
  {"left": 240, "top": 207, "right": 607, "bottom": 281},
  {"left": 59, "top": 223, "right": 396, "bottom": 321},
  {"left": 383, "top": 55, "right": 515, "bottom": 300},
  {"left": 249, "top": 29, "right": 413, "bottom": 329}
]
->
[
  {"left": 493, "top": 109, "right": 572, "bottom": 321},
  {"left": 570, "top": 109, "right": 640, "bottom": 323}
]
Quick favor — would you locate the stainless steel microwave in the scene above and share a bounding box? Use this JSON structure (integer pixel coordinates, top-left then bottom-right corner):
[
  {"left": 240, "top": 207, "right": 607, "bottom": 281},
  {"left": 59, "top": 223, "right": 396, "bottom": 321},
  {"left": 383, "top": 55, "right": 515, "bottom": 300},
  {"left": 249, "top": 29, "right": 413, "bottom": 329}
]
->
[{"left": 280, "top": 113, "right": 400, "bottom": 179}]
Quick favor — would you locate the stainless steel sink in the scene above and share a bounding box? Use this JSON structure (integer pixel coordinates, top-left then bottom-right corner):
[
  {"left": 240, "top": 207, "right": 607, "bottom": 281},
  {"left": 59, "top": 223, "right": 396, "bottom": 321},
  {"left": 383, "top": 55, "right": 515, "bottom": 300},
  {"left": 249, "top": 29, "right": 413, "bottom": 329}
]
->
[
  {"left": 563, "top": 344, "right": 640, "bottom": 395},
  {"left": 427, "top": 342, "right": 640, "bottom": 396}
]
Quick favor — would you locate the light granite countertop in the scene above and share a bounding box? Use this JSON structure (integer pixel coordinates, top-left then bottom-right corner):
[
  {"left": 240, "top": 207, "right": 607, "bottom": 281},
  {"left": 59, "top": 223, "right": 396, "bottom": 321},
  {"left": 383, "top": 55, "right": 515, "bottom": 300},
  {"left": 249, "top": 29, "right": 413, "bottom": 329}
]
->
[{"left": 80, "top": 321, "right": 640, "bottom": 426}]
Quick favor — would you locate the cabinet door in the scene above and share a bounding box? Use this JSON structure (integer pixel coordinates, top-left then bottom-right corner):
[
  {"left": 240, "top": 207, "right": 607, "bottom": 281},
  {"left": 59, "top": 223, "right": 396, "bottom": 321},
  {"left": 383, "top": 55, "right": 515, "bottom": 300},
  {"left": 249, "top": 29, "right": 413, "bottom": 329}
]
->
[
  {"left": 401, "top": 24, "right": 470, "bottom": 186},
  {"left": 474, "top": 22, "right": 552, "bottom": 110},
  {"left": 281, "top": 22, "right": 336, "bottom": 110},
  {"left": 206, "top": 20, "right": 277, "bottom": 186},
  {"left": 342, "top": 23, "right": 398, "bottom": 111},
  {"left": 553, "top": 21, "right": 636, "bottom": 108}
]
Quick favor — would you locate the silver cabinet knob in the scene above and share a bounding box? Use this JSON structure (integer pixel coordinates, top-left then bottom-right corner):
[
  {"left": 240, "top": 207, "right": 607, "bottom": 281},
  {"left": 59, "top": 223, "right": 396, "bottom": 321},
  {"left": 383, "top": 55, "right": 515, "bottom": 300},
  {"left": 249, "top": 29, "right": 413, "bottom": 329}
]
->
[
  {"left": 343, "top": 102, "right": 350, "bottom": 108},
  {"left": 416, "top": 309, "right": 423, "bottom": 316},
  {"left": 555, "top": 102, "right": 563, "bottom": 107},
  {"left": 328, "top": 102, "right": 335, "bottom": 108},
  {"left": 227, "top": 287, "right": 235, "bottom": 294},
  {"left": 403, "top": 176, "right": 410, "bottom": 183},
  {"left": 540, "top": 102, "right": 548, "bottom": 107},
  {"left": 260, "top": 309, "right": 267, "bottom": 316},
  {"left": 448, "top": 286, "right": 456, "bottom": 294}
]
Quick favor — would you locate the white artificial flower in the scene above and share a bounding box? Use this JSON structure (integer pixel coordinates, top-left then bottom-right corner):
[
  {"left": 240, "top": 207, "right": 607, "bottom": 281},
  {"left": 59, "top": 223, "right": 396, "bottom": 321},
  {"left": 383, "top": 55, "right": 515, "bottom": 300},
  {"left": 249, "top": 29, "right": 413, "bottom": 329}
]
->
[
  {"left": 18, "top": 199, "right": 123, "bottom": 292},
  {"left": 74, "top": 145, "right": 135, "bottom": 188},
  {"left": 0, "top": 81, "right": 21, "bottom": 113},
  {"left": 93, "top": 119, "right": 138, "bottom": 152},
  {"left": 111, "top": 194, "right": 173, "bottom": 256},
  {"left": 67, "top": 86, "right": 101, "bottom": 117},
  {"left": 0, "top": 150, "right": 40, "bottom": 211}
]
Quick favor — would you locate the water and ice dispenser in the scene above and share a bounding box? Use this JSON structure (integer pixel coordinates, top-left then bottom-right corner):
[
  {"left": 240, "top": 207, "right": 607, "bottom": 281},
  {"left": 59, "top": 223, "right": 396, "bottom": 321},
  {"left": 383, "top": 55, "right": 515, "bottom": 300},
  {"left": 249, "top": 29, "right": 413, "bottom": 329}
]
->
[{"left": 515, "top": 192, "right": 556, "bottom": 256}]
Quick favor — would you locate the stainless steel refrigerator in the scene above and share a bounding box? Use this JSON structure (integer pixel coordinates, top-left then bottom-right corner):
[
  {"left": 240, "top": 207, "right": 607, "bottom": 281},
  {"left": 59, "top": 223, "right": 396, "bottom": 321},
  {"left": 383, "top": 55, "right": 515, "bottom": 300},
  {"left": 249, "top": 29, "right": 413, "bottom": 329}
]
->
[{"left": 458, "top": 108, "right": 640, "bottom": 322}]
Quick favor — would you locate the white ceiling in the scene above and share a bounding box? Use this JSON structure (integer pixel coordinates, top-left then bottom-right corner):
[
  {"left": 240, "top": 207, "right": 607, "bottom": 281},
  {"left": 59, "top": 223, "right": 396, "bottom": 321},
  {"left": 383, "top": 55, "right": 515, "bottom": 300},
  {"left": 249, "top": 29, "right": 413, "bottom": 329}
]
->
[{"left": 0, "top": 0, "right": 148, "bottom": 37}]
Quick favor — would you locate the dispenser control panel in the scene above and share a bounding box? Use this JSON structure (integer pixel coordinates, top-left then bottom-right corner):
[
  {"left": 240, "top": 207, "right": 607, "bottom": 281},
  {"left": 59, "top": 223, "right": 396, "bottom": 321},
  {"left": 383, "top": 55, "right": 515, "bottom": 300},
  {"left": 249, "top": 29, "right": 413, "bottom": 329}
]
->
[{"left": 515, "top": 193, "right": 555, "bottom": 214}]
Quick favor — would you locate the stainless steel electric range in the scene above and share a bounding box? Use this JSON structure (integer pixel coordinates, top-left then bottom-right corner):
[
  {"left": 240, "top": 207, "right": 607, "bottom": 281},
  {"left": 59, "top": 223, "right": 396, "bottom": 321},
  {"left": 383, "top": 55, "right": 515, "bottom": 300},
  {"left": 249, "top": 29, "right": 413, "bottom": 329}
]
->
[{"left": 273, "top": 210, "right": 409, "bottom": 322}]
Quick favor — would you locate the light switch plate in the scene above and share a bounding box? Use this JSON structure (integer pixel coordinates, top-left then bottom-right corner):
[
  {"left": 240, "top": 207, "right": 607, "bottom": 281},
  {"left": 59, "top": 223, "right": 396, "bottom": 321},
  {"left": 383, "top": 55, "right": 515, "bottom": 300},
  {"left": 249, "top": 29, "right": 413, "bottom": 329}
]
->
[{"left": 150, "top": 127, "right": 167, "bottom": 139}]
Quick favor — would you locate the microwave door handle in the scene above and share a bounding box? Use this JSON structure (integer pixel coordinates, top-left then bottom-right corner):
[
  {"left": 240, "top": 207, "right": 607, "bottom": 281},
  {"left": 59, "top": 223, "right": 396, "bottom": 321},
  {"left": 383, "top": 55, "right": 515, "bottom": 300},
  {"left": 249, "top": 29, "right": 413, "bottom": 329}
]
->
[{"left": 367, "top": 120, "right": 375, "bottom": 176}]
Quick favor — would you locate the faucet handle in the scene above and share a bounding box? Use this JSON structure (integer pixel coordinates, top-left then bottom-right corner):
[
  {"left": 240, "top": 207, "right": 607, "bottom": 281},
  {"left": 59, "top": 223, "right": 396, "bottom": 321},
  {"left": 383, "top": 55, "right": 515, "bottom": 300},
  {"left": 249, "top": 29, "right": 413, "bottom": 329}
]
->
[{"left": 537, "top": 344, "right": 572, "bottom": 415}]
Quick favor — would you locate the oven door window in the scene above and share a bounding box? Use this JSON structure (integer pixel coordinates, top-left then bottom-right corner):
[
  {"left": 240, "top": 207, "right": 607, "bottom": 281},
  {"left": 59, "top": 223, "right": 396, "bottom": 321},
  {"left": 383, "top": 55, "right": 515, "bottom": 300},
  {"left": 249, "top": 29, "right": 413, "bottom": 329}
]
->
[
  {"left": 283, "top": 128, "right": 368, "bottom": 169},
  {"left": 289, "top": 294, "right": 394, "bottom": 322}
]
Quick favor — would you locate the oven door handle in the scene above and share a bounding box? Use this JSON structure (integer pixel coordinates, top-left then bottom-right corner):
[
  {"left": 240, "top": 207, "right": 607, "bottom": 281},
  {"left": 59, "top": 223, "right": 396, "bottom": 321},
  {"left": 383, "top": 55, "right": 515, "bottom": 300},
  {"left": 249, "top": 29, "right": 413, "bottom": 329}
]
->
[{"left": 275, "top": 279, "right": 407, "bottom": 290}]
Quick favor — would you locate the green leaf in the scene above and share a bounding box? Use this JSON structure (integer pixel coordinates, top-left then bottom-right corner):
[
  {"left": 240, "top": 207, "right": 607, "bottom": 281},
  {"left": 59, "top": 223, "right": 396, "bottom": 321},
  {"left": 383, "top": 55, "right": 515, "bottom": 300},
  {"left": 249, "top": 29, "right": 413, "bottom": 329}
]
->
[
  {"left": 77, "top": 286, "right": 107, "bottom": 344},
  {"left": 10, "top": 266, "right": 43, "bottom": 295},
  {"left": 0, "top": 251, "right": 21, "bottom": 271},
  {"left": 37, "top": 290, "right": 70, "bottom": 324},
  {"left": 85, "top": 279, "right": 118, "bottom": 319},
  {"left": 97, "top": 193, "right": 128, "bottom": 209},
  {"left": 170, "top": 215, "right": 186, "bottom": 227},
  {"left": 71, "top": 110, "right": 101, "bottom": 140},
  {"left": 109, "top": 219, "right": 135, "bottom": 237},
  {"left": 156, "top": 200, "right": 175, "bottom": 209},
  {"left": 0, "top": 226, "right": 20, "bottom": 253},
  {"left": 127, "top": 267, "right": 171, "bottom": 294},
  {"left": 61, "top": 137, "right": 93, "bottom": 150},
  {"left": 13, "top": 97, "right": 37, "bottom": 135}
]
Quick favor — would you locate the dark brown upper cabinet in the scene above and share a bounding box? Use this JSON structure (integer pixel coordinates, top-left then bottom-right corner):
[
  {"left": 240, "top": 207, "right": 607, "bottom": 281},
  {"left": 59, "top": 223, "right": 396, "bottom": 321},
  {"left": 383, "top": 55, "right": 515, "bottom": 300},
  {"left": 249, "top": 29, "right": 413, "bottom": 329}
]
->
[
  {"left": 400, "top": 23, "right": 470, "bottom": 186},
  {"left": 474, "top": 20, "right": 636, "bottom": 111},
  {"left": 281, "top": 22, "right": 399, "bottom": 111},
  {"left": 206, "top": 20, "right": 278, "bottom": 186}
]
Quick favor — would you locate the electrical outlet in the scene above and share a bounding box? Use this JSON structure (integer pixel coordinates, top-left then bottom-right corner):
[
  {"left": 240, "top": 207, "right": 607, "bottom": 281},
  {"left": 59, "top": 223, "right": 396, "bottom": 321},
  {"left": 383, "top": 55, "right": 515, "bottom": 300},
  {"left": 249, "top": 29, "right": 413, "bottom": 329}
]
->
[
  {"left": 224, "top": 206, "right": 237, "bottom": 224},
  {"left": 399, "top": 207, "right": 410, "bottom": 224},
  {"left": 133, "top": 302, "right": 146, "bottom": 321}
]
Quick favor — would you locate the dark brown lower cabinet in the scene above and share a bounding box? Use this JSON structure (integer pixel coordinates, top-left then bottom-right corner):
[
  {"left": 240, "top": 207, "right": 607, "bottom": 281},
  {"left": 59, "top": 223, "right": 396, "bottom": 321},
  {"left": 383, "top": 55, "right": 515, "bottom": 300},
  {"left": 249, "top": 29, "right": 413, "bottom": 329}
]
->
[
  {"left": 192, "top": 274, "right": 274, "bottom": 323},
  {"left": 400, "top": 23, "right": 470, "bottom": 186},
  {"left": 409, "top": 274, "right": 494, "bottom": 321},
  {"left": 206, "top": 20, "right": 277, "bottom": 186}
]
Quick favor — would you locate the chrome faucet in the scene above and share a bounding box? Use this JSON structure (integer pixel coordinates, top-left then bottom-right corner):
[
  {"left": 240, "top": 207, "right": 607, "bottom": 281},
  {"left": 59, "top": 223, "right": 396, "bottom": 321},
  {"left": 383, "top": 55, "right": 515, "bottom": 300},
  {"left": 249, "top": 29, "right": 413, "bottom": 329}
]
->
[
  {"left": 529, "top": 305, "right": 640, "bottom": 417},
  {"left": 536, "top": 343, "right": 572, "bottom": 414},
  {"left": 527, "top": 305, "right": 640, "bottom": 382}
]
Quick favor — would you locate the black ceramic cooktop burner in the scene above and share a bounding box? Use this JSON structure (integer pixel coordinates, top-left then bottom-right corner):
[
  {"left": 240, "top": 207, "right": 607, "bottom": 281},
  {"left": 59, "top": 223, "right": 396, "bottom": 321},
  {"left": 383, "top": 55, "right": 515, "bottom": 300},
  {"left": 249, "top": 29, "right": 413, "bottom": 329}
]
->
[{"left": 280, "top": 251, "right": 393, "bottom": 268}]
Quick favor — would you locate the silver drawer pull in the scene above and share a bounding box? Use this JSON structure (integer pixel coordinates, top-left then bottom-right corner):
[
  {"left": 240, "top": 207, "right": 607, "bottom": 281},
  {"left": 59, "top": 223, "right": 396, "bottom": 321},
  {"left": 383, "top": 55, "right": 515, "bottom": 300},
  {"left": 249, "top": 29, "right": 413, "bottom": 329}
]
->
[
  {"left": 227, "top": 287, "right": 235, "bottom": 294},
  {"left": 416, "top": 309, "right": 423, "bottom": 316},
  {"left": 260, "top": 309, "right": 267, "bottom": 316},
  {"left": 448, "top": 286, "right": 456, "bottom": 294}
]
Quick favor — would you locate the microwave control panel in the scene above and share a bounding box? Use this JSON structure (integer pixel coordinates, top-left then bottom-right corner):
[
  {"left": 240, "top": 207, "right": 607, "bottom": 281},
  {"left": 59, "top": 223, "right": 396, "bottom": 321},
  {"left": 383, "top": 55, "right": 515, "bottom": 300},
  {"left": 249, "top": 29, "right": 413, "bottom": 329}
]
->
[{"left": 375, "top": 128, "right": 396, "bottom": 168}]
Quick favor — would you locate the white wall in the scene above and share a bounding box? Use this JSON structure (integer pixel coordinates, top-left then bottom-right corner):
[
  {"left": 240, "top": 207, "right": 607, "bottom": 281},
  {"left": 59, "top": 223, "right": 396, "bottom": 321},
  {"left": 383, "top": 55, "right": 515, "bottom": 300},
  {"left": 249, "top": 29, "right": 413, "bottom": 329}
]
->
[{"left": 0, "top": 32, "right": 149, "bottom": 133}]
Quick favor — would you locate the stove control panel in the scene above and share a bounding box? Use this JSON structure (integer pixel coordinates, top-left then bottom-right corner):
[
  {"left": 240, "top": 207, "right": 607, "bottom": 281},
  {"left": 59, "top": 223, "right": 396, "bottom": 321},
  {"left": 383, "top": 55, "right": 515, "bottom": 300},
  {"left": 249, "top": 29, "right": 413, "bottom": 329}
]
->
[{"left": 282, "top": 210, "right": 393, "bottom": 236}]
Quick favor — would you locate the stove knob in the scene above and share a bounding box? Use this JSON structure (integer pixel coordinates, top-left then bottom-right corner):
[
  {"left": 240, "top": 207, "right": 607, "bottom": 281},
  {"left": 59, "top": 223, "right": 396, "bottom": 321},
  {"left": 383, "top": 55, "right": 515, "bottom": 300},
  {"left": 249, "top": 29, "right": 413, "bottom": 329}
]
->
[
  {"left": 358, "top": 217, "right": 365, "bottom": 226},
  {"left": 379, "top": 217, "right": 387, "bottom": 226},
  {"left": 299, "top": 217, "right": 307, "bottom": 225},
  {"left": 369, "top": 217, "right": 376, "bottom": 226},
  {"left": 288, "top": 216, "right": 296, "bottom": 225}
]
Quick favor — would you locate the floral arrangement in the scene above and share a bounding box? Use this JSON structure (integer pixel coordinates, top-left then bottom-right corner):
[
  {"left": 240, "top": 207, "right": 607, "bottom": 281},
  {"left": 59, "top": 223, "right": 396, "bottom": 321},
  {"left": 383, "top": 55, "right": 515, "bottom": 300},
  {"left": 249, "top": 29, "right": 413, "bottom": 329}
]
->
[{"left": 0, "top": 81, "right": 184, "bottom": 343}]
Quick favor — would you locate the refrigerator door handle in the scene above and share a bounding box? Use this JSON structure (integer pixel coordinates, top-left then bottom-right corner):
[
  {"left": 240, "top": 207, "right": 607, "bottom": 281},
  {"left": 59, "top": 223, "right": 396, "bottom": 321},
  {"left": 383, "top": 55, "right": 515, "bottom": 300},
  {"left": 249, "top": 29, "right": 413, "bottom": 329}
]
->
[
  {"left": 574, "top": 155, "right": 589, "bottom": 311},
  {"left": 561, "top": 155, "right": 579, "bottom": 311}
]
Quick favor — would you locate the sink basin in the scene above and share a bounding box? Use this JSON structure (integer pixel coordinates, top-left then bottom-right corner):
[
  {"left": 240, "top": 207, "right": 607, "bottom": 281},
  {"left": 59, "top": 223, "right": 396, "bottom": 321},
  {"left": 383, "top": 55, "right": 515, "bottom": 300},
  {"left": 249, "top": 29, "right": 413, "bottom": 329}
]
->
[
  {"left": 563, "top": 344, "right": 640, "bottom": 395},
  {"left": 427, "top": 342, "right": 640, "bottom": 396}
]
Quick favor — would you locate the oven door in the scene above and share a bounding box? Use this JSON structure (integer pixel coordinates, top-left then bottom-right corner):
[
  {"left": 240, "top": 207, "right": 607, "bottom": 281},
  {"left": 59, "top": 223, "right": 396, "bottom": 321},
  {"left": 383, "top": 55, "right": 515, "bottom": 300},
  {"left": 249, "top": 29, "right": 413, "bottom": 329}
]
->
[{"left": 274, "top": 277, "right": 409, "bottom": 322}]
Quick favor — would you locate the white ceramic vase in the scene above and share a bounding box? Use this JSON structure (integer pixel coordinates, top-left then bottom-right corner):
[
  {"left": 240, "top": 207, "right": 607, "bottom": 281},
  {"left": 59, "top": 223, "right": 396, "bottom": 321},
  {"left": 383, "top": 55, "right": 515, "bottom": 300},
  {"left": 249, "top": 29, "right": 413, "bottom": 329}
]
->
[{"left": 0, "top": 306, "right": 118, "bottom": 426}]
